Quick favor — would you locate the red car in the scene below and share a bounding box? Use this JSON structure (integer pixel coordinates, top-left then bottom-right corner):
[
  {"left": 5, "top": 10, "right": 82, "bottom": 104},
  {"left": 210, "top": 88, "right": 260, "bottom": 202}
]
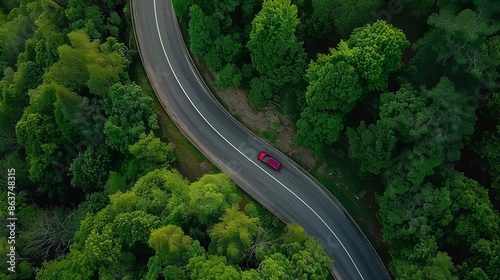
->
[{"left": 258, "top": 151, "right": 282, "bottom": 171}]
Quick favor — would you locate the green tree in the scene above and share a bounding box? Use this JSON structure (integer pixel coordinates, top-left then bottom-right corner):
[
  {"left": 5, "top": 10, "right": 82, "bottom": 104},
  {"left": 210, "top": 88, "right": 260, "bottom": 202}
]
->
[
  {"left": 187, "top": 255, "right": 242, "bottom": 280},
  {"left": 148, "top": 225, "right": 202, "bottom": 265},
  {"left": 65, "top": 0, "right": 127, "bottom": 40},
  {"left": 442, "top": 170, "right": 499, "bottom": 246},
  {"left": 305, "top": 59, "right": 363, "bottom": 112},
  {"left": 69, "top": 145, "right": 111, "bottom": 192},
  {"left": 45, "top": 30, "right": 129, "bottom": 96},
  {"left": 126, "top": 132, "right": 176, "bottom": 181},
  {"left": 247, "top": 0, "right": 306, "bottom": 106},
  {"left": 473, "top": 91, "right": 500, "bottom": 199},
  {"left": 412, "top": 7, "right": 500, "bottom": 88},
  {"left": 216, "top": 63, "right": 242, "bottom": 90},
  {"left": 188, "top": 5, "right": 220, "bottom": 64},
  {"left": 347, "top": 120, "right": 397, "bottom": 174},
  {"left": 295, "top": 107, "right": 344, "bottom": 156},
  {"left": 101, "top": 83, "right": 159, "bottom": 152},
  {"left": 330, "top": 0, "right": 381, "bottom": 38},
  {"left": 189, "top": 173, "right": 240, "bottom": 225},
  {"left": 347, "top": 20, "right": 409, "bottom": 91},
  {"left": 18, "top": 207, "right": 79, "bottom": 261},
  {"left": 208, "top": 205, "right": 260, "bottom": 263},
  {"left": 115, "top": 210, "right": 161, "bottom": 246}
]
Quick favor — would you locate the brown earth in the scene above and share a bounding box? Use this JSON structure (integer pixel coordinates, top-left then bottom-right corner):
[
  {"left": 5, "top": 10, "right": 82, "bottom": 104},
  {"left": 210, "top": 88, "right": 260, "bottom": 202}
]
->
[{"left": 213, "top": 81, "right": 317, "bottom": 170}]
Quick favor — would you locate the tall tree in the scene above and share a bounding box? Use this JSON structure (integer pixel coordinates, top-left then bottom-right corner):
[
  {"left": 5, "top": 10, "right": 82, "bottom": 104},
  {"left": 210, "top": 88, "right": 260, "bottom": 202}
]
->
[
  {"left": 247, "top": 0, "right": 306, "bottom": 106},
  {"left": 208, "top": 205, "right": 260, "bottom": 263},
  {"left": 101, "top": 83, "right": 159, "bottom": 153},
  {"left": 347, "top": 20, "right": 409, "bottom": 91}
]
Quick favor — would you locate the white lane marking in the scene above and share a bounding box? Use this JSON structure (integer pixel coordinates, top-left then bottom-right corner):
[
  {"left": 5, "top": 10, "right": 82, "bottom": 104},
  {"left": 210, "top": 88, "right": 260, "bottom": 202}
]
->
[{"left": 152, "top": 1, "right": 364, "bottom": 279}]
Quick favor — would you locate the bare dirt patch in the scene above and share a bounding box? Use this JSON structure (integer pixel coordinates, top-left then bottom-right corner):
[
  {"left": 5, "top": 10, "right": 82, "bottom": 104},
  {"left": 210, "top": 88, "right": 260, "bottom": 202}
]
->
[{"left": 213, "top": 81, "right": 316, "bottom": 169}]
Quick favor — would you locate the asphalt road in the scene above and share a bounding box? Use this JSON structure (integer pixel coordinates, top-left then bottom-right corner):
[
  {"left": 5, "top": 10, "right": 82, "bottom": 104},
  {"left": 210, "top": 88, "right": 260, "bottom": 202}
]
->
[{"left": 131, "top": 1, "right": 390, "bottom": 279}]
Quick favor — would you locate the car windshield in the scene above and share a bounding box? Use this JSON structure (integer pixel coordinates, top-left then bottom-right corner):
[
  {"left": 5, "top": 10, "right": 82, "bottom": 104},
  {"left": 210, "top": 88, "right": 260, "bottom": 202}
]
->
[{"left": 262, "top": 155, "right": 269, "bottom": 162}]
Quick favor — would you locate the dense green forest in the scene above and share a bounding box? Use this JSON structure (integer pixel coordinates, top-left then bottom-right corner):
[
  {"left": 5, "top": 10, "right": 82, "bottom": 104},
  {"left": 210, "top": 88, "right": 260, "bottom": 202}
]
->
[
  {"left": 176, "top": 0, "right": 500, "bottom": 279},
  {"left": 0, "top": 0, "right": 332, "bottom": 279}
]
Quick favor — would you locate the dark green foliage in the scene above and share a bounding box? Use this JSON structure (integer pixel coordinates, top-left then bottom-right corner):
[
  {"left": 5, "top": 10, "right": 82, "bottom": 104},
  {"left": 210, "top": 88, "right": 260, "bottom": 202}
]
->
[
  {"left": 473, "top": 92, "right": 500, "bottom": 199},
  {"left": 295, "top": 107, "right": 344, "bottom": 156},
  {"left": 188, "top": 5, "right": 220, "bottom": 62},
  {"left": 18, "top": 207, "right": 79, "bottom": 261},
  {"left": 247, "top": 0, "right": 306, "bottom": 106},
  {"left": 69, "top": 144, "right": 111, "bottom": 192},
  {"left": 248, "top": 77, "right": 273, "bottom": 108},
  {"left": 443, "top": 170, "right": 499, "bottom": 246},
  {"left": 216, "top": 63, "right": 242, "bottom": 89},
  {"left": 101, "top": 83, "right": 159, "bottom": 153},
  {"left": 65, "top": 0, "right": 127, "bottom": 40},
  {"left": 347, "top": 121, "right": 397, "bottom": 174},
  {"left": 411, "top": 7, "right": 500, "bottom": 88},
  {"left": 330, "top": 0, "right": 382, "bottom": 38}
]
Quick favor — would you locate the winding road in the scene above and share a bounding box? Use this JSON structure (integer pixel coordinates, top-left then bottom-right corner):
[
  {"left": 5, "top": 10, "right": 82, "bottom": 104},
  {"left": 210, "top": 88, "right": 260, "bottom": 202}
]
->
[{"left": 131, "top": 1, "right": 390, "bottom": 279}]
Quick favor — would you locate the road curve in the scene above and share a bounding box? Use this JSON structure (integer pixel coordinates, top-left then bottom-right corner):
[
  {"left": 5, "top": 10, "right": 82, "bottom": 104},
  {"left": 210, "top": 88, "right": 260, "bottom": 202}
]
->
[{"left": 131, "top": 1, "right": 390, "bottom": 279}]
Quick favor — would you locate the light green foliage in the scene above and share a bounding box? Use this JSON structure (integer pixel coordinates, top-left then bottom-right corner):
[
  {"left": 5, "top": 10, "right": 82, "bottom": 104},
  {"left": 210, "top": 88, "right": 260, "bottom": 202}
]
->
[
  {"left": 69, "top": 145, "right": 111, "bottom": 192},
  {"left": 126, "top": 169, "right": 189, "bottom": 218},
  {"left": 45, "top": 30, "right": 129, "bottom": 96},
  {"left": 282, "top": 223, "right": 307, "bottom": 244},
  {"left": 258, "top": 236, "right": 332, "bottom": 280},
  {"left": 247, "top": 0, "right": 306, "bottom": 106},
  {"left": 0, "top": 4, "right": 36, "bottom": 70},
  {"left": 101, "top": 83, "right": 158, "bottom": 152},
  {"left": 35, "top": 250, "right": 96, "bottom": 280},
  {"left": 115, "top": 211, "right": 161, "bottom": 245},
  {"left": 347, "top": 20, "right": 409, "bottom": 91},
  {"left": 189, "top": 173, "right": 240, "bottom": 225},
  {"left": 392, "top": 251, "right": 458, "bottom": 280},
  {"left": 126, "top": 132, "right": 176, "bottom": 181},
  {"left": 15, "top": 83, "right": 71, "bottom": 196},
  {"left": 52, "top": 83, "right": 83, "bottom": 144},
  {"left": 129, "top": 132, "right": 175, "bottom": 163},
  {"left": 105, "top": 171, "right": 128, "bottom": 195},
  {"left": 148, "top": 225, "right": 201, "bottom": 265},
  {"left": 0, "top": 61, "right": 43, "bottom": 129},
  {"left": 187, "top": 255, "right": 242, "bottom": 280},
  {"left": 209, "top": 205, "right": 260, "bottom": 263}
]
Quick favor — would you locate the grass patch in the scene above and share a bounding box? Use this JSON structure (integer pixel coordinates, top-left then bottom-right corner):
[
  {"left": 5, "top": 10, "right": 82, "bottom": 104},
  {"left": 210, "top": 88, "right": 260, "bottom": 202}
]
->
[
  {"left": 269, "top": 120, "right": 280, "bottom": 132},
  {"left": 260, "top": 130, "right": 278, "bottom": 144},
  {"left": 130, "top": 58, "right": 218, "bottom": 181}
]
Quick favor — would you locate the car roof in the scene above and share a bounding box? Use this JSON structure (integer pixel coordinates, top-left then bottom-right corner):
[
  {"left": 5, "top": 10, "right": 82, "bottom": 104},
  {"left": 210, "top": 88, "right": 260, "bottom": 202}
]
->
[{"left": 267, "top": 156, "right": 281, "bottom": 169}]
